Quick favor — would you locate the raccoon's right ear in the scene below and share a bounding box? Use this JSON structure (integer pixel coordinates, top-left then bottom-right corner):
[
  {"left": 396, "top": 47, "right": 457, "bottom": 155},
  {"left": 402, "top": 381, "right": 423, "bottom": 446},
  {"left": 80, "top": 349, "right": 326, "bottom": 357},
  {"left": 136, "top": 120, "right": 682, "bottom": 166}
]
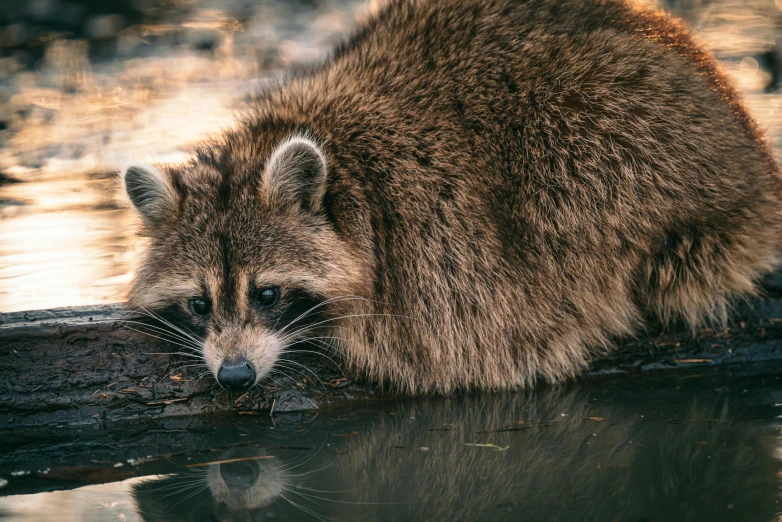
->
[
  {"left": 261, "top": 136, "right": 327, "bottom": 212},
  {"left": 122, "top": 163, "right": 178, "bottom": 226}
]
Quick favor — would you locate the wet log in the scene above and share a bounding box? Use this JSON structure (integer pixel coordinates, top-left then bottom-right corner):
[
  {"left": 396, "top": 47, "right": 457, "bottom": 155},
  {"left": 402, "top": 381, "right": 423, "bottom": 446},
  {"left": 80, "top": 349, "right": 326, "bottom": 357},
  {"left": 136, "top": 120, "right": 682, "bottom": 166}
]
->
[{"left": 3, "top": 271, "right": 782, "bottom": 428}]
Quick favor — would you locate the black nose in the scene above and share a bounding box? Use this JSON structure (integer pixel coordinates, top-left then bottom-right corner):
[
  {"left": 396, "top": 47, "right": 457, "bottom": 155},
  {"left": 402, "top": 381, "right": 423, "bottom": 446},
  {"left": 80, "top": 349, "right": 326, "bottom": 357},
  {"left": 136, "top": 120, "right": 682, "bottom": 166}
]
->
[
  {"left": 217, "top": 358, "right": 256, "bottom": 390},
  {"left": 220, "top": 461, "right": 259, "bottom": 488}
]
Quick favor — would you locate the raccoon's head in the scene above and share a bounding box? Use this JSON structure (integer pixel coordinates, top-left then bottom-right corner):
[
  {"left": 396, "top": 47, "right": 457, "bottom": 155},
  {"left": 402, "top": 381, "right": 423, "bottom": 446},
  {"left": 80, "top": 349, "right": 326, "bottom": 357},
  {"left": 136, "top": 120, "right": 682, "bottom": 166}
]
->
[{"left": 122, "top": 134, "right": 369, "bottom": 390}]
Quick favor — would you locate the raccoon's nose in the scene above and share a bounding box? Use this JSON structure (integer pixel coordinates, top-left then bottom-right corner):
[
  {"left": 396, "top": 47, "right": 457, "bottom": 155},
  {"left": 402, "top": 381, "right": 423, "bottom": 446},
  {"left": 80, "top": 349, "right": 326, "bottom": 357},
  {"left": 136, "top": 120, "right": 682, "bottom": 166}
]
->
[
  {"left": 220, "top": 460, "right": 259, "bottom": 488},
  {"left": 217, "top": 358, "right": 256, "bottom": 390}
]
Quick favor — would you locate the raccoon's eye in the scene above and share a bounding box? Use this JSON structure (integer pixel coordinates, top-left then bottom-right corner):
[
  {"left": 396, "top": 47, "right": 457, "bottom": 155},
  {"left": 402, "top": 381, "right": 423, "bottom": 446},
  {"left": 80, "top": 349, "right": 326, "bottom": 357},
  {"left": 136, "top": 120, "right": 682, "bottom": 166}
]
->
[
  {"left": 188, "top": 297, "right": 211, "bottom": 316},
  {"left": 256, "top": 286, "right": 280, "bottom": 308}
]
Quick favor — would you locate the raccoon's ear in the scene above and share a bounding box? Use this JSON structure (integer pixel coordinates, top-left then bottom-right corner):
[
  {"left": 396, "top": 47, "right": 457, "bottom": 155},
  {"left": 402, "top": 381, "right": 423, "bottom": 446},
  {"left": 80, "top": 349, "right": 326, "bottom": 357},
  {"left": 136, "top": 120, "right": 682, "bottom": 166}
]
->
[
  {"left": 261, "top": 136, "right": 327, "bottom": 212},
  {"left": 122, "top": 163, "right": 177, "bottom": 225}
]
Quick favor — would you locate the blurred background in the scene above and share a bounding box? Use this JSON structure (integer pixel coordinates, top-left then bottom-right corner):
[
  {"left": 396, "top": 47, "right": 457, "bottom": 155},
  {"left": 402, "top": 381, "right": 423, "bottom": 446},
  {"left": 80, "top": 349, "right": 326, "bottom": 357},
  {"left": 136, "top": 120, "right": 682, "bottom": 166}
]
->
[{"left": 0, "top": 0, "right": 781, "bottom": 312}]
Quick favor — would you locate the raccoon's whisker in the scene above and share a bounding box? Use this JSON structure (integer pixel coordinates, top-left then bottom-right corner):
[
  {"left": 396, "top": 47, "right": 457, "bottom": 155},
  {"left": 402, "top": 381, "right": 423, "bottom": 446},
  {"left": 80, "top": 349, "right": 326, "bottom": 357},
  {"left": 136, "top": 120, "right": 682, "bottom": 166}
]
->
[
  {"left": 283, "top": 485, "right": 328, "bottom": 520},
  {"left": 149, "top": 475, "right": 208, "bottom": 493},
  {"left": 149, "top": 478, "right": 209, "bottom": 500},
  {"left": 275, "top": 296, "right": 381, "bottom": 350},
  {"left": 272, "top": 294, "right": 360, "bottom": 331},
  {"left": 276, "top": 295, "right": 364, "bottom": 334},
  {"left": 263, "top": 370, "right": 290, "bottom": 389},
  {"left": 268, "top": 368, "right": 303, "bottom": 389},
  {"left": 288, "top": 337, "right": 343, "bottom": 350},
  {"left": 274, "top": 428, "right": 333, "bottom": 476},
  {"left": 281, "top": 348, "right": 344, "bottom": 373},
  {"left": 161, "top": 363, "right": 208, "bottom": 383},
  {"left": 278, "top": 326, "right": 351, "bottom": 345},
  {"left": 115, "top": 320, "right": 203, "bottom": 350},
  {"left": 278, "top": 493, "right": 331, "bottom": 522},
  {"left": 287, "top": 335, "right": 345, "bottom": 355},
  {"left": 278, "top": 326, "right": 331, "bottom": 345},
  {"left": 276, "top": 359, "right": 326, "bottom": 389},
  {"left": 288, "top": 486, "right": 411, "bottom": 506},
  {"left": 166, "top": 482, "right": 212, "bottom": 508},
  {"left": 285, "top": 483, "right": 363, "bottom": 495},
  {"left": 115, "top": 319, "right": 203, "bottom": 351},
  {"left": 148, "top": 480, "right": 209, "bottom": 498},
  {"left": 150, "top": 476, "right": 207, "bottom": 492},
  {"left": 275, "top": 295, "right": 376, "bottom": 336},
  {"left": 272, "top": 297, "right": 300, "bottom": 331},
  {"left": 287, "top": 341, "right": 344, "bottom": 369},
  {"left": 119, "top": 324, "right": 203, "bottom": 353},
  {"left": 279, "top": 458, "right": 337, "bottom": 478},
  {"left": 286, "top": 487, "right": 395, "bottom": 506},
  {"left": 134, "top": 306, "right": 204, "bottom": 348},
  {"left": 116, "top": 321, "right": 198, "bottom": 346},
  {"left": 292, "top": 335, "right": 348, "bottom": 349},
  {"left": 278, "top": 313, "right": 414, "bottom": 344},
  {"left": 193, "top": 371, "right": 214, "bottom": 384},
  {"left": 273, "top": 363, "right": 313, "bottom": 386},
  {"left": 279, "top": 325, "right": 348, "bottom": 344},
  {"left": 146, "top": 318, "right": 204, "bottom": 351},
  {"left": 149, "top": 485, "right": 204, "bottom": 501}
]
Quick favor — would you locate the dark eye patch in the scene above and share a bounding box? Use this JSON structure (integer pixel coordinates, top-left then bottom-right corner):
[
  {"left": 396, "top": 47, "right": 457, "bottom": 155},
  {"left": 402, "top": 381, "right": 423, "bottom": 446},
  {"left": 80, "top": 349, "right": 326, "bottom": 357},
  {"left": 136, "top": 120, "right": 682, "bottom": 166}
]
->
[
  {"left": 147, "top": 303, "right": 208, "bottom": 340},
  {"left": 263, "top": 289, "right": 327, "bottom": 334}
]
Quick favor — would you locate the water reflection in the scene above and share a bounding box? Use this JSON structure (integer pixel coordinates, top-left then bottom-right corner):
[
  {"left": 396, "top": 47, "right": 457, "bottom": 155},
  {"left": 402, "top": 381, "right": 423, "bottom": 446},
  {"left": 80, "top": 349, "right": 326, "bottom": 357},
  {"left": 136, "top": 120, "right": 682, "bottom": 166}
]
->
[
  {"left": 132, "top": 452, "right": 302, "bottom": 521},
  {"left": 126, "top": 390, "right": 781, "bottom": 521},
  {"left": 1, "top": 376, "right": 773, "bottom": 521}
]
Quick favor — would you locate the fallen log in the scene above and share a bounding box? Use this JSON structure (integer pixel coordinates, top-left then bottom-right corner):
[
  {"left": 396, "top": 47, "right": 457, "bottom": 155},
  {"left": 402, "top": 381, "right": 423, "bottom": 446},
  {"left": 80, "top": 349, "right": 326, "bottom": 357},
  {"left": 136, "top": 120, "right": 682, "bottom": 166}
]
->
[
  {"left": 0, "top": 304, "right": 367, "bottom": 428},
  {"left": 3, "top": 271, "right": 782, "bottom": 428}
]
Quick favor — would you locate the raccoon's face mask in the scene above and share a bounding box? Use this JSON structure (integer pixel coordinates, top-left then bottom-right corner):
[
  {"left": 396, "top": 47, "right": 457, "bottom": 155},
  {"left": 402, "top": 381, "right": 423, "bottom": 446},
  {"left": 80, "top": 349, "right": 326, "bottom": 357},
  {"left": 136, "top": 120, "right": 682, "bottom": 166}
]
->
[{"left": 121, "top": 135, "right": 369, "bottom": 390}]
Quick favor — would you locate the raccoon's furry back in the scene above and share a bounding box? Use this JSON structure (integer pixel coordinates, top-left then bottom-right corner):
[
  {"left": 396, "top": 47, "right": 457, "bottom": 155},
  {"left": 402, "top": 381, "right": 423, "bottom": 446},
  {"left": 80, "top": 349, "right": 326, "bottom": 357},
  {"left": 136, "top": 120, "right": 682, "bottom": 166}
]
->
[{"left": 132, "top": 0, "right": 782, "bottom": 393}]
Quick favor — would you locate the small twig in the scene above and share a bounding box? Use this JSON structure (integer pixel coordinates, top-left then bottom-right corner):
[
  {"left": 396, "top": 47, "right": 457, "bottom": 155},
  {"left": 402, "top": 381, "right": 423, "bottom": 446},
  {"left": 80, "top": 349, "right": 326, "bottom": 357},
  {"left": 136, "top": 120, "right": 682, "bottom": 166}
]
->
[
  {"left": 462, "top": 442, "right": 509, "bottom": 451},
  {"left": 147, "top": 397, "right": 187, "bottom": 406},
  {"left": 186, "top": 455, "right": 274, "bottom": 468}
]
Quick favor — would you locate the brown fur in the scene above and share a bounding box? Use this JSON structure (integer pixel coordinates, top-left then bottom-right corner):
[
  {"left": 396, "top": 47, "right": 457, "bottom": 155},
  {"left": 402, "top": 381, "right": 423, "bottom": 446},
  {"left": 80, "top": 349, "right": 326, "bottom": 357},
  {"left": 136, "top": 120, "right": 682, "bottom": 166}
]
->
[{"left": 123, "top": 0, "right": 782, "bottom": 393}]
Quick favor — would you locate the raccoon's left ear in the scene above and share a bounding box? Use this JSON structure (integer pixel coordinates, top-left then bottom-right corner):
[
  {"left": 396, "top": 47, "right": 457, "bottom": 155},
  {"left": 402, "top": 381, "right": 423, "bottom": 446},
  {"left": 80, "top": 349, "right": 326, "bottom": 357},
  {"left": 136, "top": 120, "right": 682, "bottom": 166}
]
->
[
  {"left": 261, "top": 136, "right": 327, "bottom": 212},
  {"left": 122, "top": 163, "right": 178, "bottom": 226}
]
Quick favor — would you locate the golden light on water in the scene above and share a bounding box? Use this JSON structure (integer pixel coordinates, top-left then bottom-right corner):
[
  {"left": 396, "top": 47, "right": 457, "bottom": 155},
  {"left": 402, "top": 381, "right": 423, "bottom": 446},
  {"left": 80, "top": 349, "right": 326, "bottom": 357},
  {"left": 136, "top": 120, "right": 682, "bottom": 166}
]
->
[
  {"left": 0, "top": 174, "right": 136, "bottom": 311},
  {"left": 0, "top": 475, "right": 171, "bottom": 521},
  {"left": 0, "top": 0, "right": 368, "bottom": 312},
  {"left": 0, "top": 0, "right": 782, "bottom": 312}
]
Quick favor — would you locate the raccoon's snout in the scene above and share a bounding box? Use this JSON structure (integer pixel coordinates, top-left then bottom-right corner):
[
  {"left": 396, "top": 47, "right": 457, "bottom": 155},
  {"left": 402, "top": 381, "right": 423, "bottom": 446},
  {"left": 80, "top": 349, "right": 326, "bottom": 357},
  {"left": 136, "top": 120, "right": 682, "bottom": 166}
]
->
[{"left": 217, "top": 357, "right": 256, "bottom": 390}]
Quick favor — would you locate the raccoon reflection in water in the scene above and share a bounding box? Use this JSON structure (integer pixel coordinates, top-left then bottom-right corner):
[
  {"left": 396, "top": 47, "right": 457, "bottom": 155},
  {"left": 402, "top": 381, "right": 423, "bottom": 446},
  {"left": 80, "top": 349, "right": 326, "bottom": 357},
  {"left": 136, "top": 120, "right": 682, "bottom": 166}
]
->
[{"left": 130, "top": 389, "right": 779, "bottom": 521}]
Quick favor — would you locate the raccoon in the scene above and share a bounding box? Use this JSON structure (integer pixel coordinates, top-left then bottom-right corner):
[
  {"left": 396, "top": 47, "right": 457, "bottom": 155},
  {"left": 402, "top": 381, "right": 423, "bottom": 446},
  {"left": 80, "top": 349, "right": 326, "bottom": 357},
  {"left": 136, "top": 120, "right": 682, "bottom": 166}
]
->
[{"left": 122, "top": 0, "right": 782, "bottom": 394}]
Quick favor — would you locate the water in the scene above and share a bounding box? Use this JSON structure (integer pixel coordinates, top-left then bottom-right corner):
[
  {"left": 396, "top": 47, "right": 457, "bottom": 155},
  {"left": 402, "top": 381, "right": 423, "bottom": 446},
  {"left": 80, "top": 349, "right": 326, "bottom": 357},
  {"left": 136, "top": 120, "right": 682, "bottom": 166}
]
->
[
  {"left": 0, "top": 370, "right": 780, "bottom": 521},
  {"left": 2, "top": 0, "right": 782, "bottom": 520}
]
